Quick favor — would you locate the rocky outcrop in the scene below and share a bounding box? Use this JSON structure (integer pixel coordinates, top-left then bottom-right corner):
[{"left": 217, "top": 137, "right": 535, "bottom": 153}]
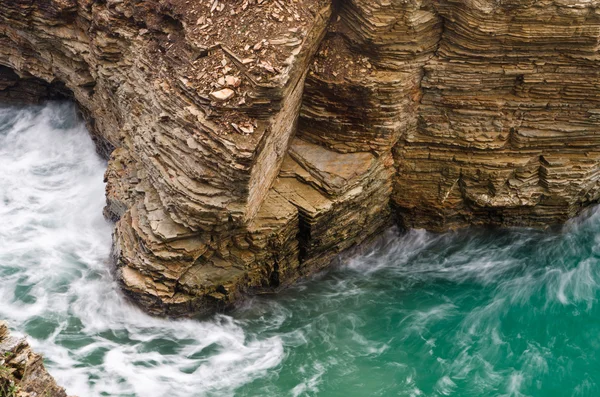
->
[
  {"left": 394, "top": 0, "right": 600, "bottom": 231},
  {"left": 0, "top": 322, "right": 68, "bottom": 397},
  {"left": 1, "top": 0, "right": 599, "bottom": 316}
]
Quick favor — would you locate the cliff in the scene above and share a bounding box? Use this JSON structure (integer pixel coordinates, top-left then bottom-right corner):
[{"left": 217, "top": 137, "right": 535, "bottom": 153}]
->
[
  {"left": 0, "top": 0, "right": 599, "bottom": 316},
  {"left": 0, "top": 322, "right": 68, "bottom": 397}
]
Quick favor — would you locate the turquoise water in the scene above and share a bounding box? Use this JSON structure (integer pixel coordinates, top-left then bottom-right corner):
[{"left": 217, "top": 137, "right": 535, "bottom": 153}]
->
[
  {"left": 1, "top": 103, "right": 600, "bottom": 396},
  {"left": 237, "top": 225, "right": 600, "bottom": 397}
]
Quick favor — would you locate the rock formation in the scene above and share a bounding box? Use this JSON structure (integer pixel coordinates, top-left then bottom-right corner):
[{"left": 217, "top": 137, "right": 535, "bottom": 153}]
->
[
  {"left": 0, "top": 322, "right": 68, "bottom": 397},
  {"left": 0, "top": 0, "right": 599, "bottom": 316}
]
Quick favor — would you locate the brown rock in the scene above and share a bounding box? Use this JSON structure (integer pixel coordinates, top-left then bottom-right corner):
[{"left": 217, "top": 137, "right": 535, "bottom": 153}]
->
[
  {"left": 0, "top": 0, "right": 599, "bottom": 320},
  {"left": 0, "top": 322, "right": 69, "bottom": 397},
  {"left": 209, "top": 88, "right": 235, "bottom": 101}
]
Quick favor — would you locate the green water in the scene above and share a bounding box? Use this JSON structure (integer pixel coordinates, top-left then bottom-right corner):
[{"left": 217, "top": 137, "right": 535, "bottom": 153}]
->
[
  {"left": 2, "top": 103, "right": 600, "bottom": 396},
  {"left": 234, "top": 222, "right": 600, "bottom": 396}
]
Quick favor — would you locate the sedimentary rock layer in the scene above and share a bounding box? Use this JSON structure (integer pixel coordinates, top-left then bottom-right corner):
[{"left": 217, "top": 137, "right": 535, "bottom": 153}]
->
[
  {"left": 0, "top": 322, "right": 68, "bottom": 397},
  {"left": 394, "top": 0, "right": 600, "bottom": 231},
  {"left": 1, "top": 0, "right": 599, "bottom": 316}
]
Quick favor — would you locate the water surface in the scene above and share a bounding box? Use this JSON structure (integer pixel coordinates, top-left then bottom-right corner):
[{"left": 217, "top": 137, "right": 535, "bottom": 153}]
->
[{"left": 1, "top": 103, "right": 599, "bottom": 396}]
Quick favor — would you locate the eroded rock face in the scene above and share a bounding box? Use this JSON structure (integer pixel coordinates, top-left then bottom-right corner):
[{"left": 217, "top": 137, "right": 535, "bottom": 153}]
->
[
  {"left": 1, "top": 0, "right": 599, "bottom": 315},
  {"left": 394, "top": 0, "right": 600, "bottom": 231},
  {"left": 0, "top": 322, "right": 69, "bottom": 397}
]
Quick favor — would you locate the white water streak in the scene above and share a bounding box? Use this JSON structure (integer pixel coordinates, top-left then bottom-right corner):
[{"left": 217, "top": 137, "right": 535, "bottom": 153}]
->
[{"left": 0, "top": 104, "right": 283, "bottom": 397}]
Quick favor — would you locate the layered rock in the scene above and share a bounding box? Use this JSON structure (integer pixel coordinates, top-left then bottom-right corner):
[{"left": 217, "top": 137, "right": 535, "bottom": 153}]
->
[
  {"left": 0, "top": 322, "right": 68, "bottom": 397},
  {"left": 0, "top": 0, "right": 334, "bottom": 316},
  {"left": 394, "top": 0, "right": 600, "bottom": 230},
  {"left": 1, "top": 0, "right": 600, "bottom": 316},
  {"left": 299, "top": 0, "right": 441, "bottom": 153},
  {"left": 274, "top": 138, "right": 393, "bottom": 272}
]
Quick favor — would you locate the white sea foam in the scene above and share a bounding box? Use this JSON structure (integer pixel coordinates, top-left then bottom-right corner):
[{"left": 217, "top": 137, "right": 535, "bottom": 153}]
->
[{"left": 0, "top": 103, "right": 283, "bottom": 397}]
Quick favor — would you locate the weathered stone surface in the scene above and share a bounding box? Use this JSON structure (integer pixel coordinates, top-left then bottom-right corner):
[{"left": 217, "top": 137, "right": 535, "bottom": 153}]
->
[
  {"left": 0, "top": 0, "right": 332, "bottom": 316},
  {"left": 299, "top": 0, "right": 441, "bottom": 153},
  {"left": 274, "top": 139, "right": 393, "bottom": 272},
  {"left": 394, "top": 0, "right": 600, "bottom": 231},
  {"left": 0, "top": 322, "right": 69, "bottom": 397},
  {"left": 1, "top": 0, "right": 600, "bottom": 319},
  {"left": 302, "top": 0, "right": 600, "bottom": 232}
]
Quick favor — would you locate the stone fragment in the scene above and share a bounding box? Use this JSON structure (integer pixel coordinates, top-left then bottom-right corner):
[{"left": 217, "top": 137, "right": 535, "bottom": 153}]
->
[
  {"left": 210, "top": 88, "right": 235, "bottom": 101},
  {"left": 225, "top": 75, "right": 241, "bottom": 87}
]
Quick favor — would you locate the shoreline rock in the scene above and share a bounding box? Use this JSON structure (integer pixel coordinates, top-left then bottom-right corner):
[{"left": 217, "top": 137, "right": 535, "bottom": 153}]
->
[
  {"left": 0, "top": 322, "right": 69, "bottom": 397},
  {"left": 0, "top": 0, "right": 599, "bottom": 316}
]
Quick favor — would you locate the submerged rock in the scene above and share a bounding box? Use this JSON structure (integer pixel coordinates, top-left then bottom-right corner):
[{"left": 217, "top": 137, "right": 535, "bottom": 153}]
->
[{"left": 0, "top": 0, "right": 599, "bottom": 317}]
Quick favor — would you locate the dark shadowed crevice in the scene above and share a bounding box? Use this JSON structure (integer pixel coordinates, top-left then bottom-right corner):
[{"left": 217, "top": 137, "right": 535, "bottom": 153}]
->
[
  {"left": 0, "top": 65, "right": 72, "bottom": 104},
  {"left": 0, "top": 65, "right": 114, "bottom": 159}
]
